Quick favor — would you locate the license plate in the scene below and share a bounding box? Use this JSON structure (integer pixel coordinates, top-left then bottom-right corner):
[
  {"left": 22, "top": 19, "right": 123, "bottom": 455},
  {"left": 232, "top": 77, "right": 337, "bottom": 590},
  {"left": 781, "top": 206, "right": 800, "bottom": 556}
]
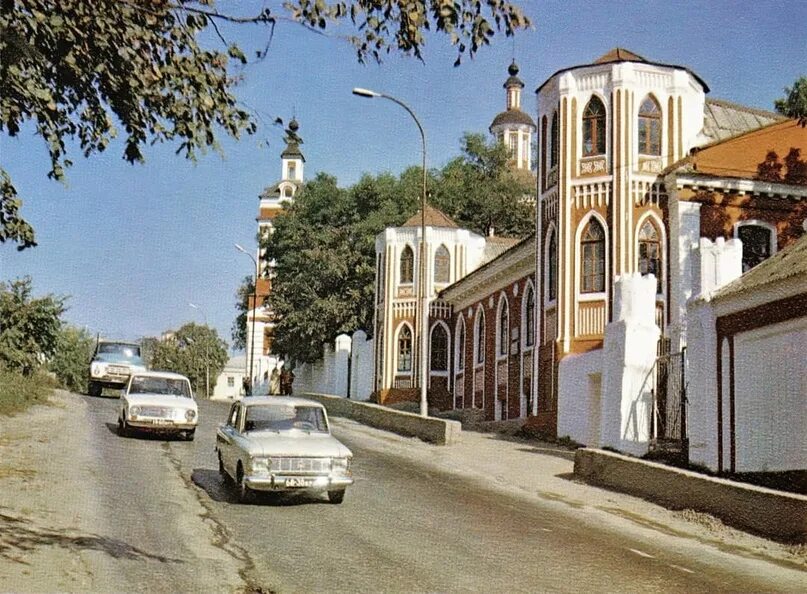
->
[
  {"left": 285, "top": 478, "right": 313, "bottom": 488},
  {"left": 151, "top": 419, "right": 172, "bottom": 425}
]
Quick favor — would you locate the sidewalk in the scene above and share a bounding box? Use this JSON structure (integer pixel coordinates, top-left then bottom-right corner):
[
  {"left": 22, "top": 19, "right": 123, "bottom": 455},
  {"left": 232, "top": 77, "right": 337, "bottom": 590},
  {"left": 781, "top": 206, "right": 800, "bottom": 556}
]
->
[{"left": 332, "top": 416, "right": 807, "bottom": 574}]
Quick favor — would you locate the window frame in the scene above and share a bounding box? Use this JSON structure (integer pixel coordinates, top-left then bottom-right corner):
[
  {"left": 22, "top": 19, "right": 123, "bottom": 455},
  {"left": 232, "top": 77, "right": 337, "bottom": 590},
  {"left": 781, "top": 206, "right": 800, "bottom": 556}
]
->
[
  {"left": 497, "top": 296, "right": 509, "bottom": 359},
  {"left": 430, "top": 323, "right": 449, "bottom": 373},
  {"left": 734, "top": 220, "right": 777, "bottom": 273},
  {"left": 474, "top": 308, "right": 486, "bottom": 366},
  {"left": 582, "top": 96, "right": 606, "bottom": 157},
  {"left": 433, "top": 244, "right": 450, "bottom": 284},
  {"left": 550, "top": 111, "right": 559, "bottom": 169},
  {"left": 396, "top": 324, "right": 413, "bottom": 373},
  {"left": 638, "top": 96, "right": 662, "bottom": 156},
  {"left": 580, "top": 217, "right": 606, "bottom": 295},
  {"left": 523, "top": 283, "right": 536, "bottom": 348},
  {"left": 637, "top": 218, "right": 662, "bottom": 295},
  {"left": 399, "top": 245, "right": 414, "bottom": 285}
]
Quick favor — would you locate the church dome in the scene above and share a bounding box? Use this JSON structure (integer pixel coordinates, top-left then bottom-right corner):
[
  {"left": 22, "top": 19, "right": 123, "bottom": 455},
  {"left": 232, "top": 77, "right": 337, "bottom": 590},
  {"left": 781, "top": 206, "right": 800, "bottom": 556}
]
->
[{"left": 490, "top": 109, "right": 535, "bottom": 129}]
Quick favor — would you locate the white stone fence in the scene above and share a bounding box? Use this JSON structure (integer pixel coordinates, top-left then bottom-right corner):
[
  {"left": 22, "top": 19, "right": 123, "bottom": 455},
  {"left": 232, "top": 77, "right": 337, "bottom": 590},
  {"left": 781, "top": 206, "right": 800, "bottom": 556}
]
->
[{"left": 292, "top": 331, "right": 375, "bottom": 401}]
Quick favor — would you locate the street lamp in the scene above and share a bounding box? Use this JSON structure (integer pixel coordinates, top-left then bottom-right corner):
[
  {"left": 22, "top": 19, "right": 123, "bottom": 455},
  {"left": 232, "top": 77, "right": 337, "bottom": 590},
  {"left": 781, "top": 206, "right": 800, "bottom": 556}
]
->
[
  {"left": 235, "top": 243, "right": 259, "bottom": 392},
  {"left": 352, "top": 87, "right": 429, "bottom": 417},
  {"left": 188, "top": 302, "right": 210, "bottom": 399}
]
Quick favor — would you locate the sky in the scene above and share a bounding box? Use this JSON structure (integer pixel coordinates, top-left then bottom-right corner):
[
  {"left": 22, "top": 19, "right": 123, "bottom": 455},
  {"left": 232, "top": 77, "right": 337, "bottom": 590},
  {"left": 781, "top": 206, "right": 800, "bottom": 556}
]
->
[{"left": 1, "top": 0, "right": 805, "bottom": 349}]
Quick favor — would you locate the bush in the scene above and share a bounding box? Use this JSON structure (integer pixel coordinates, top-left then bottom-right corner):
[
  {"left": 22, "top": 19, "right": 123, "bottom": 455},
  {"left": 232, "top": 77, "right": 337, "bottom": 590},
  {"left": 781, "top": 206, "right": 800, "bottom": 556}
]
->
[
  {"left": 49, "top": 326, "right": 94, "bottom": 393},
  {"left": 0, "top": 367, "right": 55, "bottom": 416}
]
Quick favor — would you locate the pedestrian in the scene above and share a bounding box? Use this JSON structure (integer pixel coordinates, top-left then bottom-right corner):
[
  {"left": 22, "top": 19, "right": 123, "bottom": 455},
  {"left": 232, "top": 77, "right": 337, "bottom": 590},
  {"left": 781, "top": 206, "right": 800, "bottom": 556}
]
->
[
  {"left": 279, "top": 368, "right": 290, "bottom": 395},
  {"left": 242, "top": 376, "right": 252, "bottom": 397},
  {"left": 287, "top": 368, "right": 295, "bottom": 395},
  {"left": 269, "top": 366, "right": 281, "bottom": 395}
]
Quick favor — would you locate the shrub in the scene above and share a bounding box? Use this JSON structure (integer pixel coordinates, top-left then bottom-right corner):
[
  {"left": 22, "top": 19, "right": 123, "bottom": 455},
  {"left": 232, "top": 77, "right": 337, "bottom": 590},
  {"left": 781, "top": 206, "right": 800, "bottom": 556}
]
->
[{"left": 0, "top": 367, "right": 55, "bottom": 416}]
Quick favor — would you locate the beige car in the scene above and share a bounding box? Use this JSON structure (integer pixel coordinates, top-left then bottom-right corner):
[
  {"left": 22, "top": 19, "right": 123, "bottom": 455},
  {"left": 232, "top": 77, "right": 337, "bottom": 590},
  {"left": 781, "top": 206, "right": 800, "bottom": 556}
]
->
[
  {"left": 215, "top": 397, "right": 353, "bottom": 504},
  {"left": 118, "top": 371, "right": 198, "bottom": 440}
]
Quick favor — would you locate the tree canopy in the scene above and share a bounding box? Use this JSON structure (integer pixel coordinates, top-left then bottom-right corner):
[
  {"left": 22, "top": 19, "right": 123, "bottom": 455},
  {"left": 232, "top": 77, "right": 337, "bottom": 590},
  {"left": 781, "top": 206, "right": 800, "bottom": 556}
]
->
[
  {"left": 148, "top": 322, "right": 228, "bottom": 397},
  {"left": 231, "top": 275, "right": 254, "bottom": 351},
  {"left": 775, "top": 76, "right": 807, "bottom": 127},
  {"left": 0, "top": 0, "right": 530, "bottom": 249}
]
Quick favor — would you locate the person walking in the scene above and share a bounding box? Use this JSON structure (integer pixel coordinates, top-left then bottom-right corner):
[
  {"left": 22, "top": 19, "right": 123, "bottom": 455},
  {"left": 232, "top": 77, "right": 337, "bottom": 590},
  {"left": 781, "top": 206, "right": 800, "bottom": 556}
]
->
[{"left": 269, "top": 366, "right": 281, "bottom": 395}]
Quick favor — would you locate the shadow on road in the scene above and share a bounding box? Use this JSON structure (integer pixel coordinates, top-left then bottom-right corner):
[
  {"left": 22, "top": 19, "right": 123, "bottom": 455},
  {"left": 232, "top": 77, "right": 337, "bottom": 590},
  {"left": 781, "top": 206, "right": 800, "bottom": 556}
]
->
[
  {"left": 103, "top": 423, "right": 190, "bottom": 442},
  {"left": 0, "top": 510, "right": 182, "bottom": 565},
  {"left": 191, "top": 469, "right": 331, "bottom": 507}
]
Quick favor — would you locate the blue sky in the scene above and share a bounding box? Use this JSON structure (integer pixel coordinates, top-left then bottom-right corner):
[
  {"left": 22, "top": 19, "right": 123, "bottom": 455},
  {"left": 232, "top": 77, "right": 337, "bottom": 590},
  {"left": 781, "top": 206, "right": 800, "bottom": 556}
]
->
[{"left": 1, "top": 0, "right": 805, "bottom": 348}]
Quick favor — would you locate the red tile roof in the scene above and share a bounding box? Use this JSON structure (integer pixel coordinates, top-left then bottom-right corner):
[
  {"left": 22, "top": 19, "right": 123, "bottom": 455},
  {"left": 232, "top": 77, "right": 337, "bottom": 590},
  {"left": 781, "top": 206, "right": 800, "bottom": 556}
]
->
[{"left": 402, "top": 205, "right": 459, "bottom": 229}]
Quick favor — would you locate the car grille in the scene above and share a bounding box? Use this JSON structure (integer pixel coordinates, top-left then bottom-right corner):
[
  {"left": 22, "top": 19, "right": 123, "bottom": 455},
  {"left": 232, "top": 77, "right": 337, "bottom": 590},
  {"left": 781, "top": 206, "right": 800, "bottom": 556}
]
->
[
  {"left": 139, "top": 406, "right": 171, "bottom": 418},
  {"left": 107, "top": 365, "right": 129, "bottom": 376},
  {"left": 271, "top": 457, "right": 331, "bottom": 473}
]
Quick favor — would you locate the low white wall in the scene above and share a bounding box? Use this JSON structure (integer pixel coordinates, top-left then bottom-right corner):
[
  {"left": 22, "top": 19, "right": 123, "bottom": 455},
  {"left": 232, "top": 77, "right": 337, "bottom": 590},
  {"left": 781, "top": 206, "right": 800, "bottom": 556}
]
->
[
  {"left": 686, "top": 298, "right": 719, "bottom": 470},
  {"left": 557, "top": 349, "right": 603, "bottom": 445},
  {"left": 349, "top": 331, "right": 374, "bottom": 401},
  {"left": 292, "top": 333, "right": 375, "bottom": 401}
]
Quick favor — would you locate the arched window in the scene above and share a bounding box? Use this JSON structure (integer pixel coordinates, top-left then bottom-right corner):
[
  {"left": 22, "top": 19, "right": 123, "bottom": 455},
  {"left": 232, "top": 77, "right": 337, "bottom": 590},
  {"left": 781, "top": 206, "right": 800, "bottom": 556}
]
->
[
  {"left": 498, "top": 299, "right": 509, "bottom": 357},
  {"left": 475, "top": 310, "right": 486, "bottom": 365},
  {"left": 283, "top": 186, "right": 293, "bottom": 198},
  {"left": 638, "top": 96, "right": 661, "bottom": 156},
  {"left": 288, "top": 162, "right": 297, "bottom": 179},
  {"left": 456, "top": 318, "right": 466, "bottom": 372},
  {"left": 638, "top": 220, "right": 661, "bottom": 294},
  {"left": 434, "top": 245, "right": 450, "bottom": 283},
  {"left": 525, "top": 285, "right": 535, "bottom": 347},
  {"left": 581, "top": 218, "right": 606, "bottom": 293},
  {"left": 397, "top": 325, "right": 412, "bottom": 372},
  {"left": 547, "top": 229, "right": 558, "bottom": 301},
  {"left": 550, "top": 111, "right": 559, "bottom": 168},
  {"left": 583, "top": 96, "right": 606, "bottom": 156},
  {"left": 400, "top": 246, "right": 414, "bottom": 284},
  {"left": 430, "top": 325, "right": 448, "bottom": 372},
  {"left": 736, "top": 223, "right": 775, "bottom": 272}
]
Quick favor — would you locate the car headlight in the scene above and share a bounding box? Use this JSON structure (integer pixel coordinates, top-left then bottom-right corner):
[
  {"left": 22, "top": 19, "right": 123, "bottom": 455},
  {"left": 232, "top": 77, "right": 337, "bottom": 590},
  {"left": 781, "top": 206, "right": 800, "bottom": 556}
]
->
[
  {"left": 251, "top": 457, "right": 271, "bottom": 475},
  {"left": 331, "top": 457, "right": 350, "bottom": 474},
  {"left": 185, "top": 409, "right": 197, "bottom": 421},
  {"left": 91, "top": 363, "right": 105, "bottom": 377},
  {"left": 130, "top": 405, "right": 141, "bottom": 417}
]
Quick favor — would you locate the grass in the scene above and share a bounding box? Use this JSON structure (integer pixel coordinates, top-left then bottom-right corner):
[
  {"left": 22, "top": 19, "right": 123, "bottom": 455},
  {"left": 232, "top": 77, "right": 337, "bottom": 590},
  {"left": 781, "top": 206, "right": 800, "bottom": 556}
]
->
[{"left": 0, "top": 368, "right": 56, "bottom": 416}]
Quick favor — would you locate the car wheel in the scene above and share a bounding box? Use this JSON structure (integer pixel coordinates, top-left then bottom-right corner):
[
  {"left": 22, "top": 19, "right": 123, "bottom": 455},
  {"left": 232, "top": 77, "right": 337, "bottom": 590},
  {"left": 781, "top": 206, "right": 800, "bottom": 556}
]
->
[
  {"left": 218, "top": 453, "right": 229, "bottom": 481},
  {"left": 117, "top": 417, "right": 129, "bottom": 437},
  {"left": 327, "top": 490, "right": 345, "bottom": 504},
  {"left": 236, "top": 463, "right": 253, "bottom": 504},
  {"left": 183, "top": 429, "right": 195, "bottom": 441},
  {"left": 89, "top": 382, "right": 102, "bottom": 397}
]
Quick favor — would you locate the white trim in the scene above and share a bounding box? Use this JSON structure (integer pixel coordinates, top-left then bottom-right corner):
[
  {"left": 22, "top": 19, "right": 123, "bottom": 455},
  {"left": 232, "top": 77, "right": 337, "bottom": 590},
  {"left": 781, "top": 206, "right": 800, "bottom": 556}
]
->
[
  {"left": 495, "top": 292, "right": 510, "bottom": 360},
  {"left": 574, "top": 211, "right": 610, "bottom": 316},
  {"left": 393, "top": 322, "right": 414, "bottom": 377},
  {"left": 429, "top": 320, "right": 451, "bottom": 377},
  {"left": 670, "top": 175, "right": 807, "bottom": 198},
  {"left": 433, "top": 243, "right": 451, "bottom": 284},
  {"left": 635, "top": 92, "right": 664, "bottom": 158},
  {"left": 544, "top": 223, "right": 558, "bottom": 307},
  {"left": 634, "top": 210, "right": 667, "bottom": 297},
  {"left": 398, "top": 243, "right": 415, "bottom": 286},
  {"left": 473, "top": 305, "right": 486, "bottom": 410},
  {"left": 495, "top": 293, "right": 510, "bottom": 421},
  {"left": 521, "top": 278, "right": 537, "bottom": 351},
  {"left": 579, "top": 92, "right": 609, "bottom": 163},
  {"left": 454, "top": 315, "right": 466, "bottom": 409}
]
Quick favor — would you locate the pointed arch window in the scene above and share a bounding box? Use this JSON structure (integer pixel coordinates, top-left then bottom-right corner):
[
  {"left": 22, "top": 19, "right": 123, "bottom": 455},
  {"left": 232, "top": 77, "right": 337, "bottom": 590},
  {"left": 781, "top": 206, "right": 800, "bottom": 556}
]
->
[
  {"left": 456, "top": 318, "right": 466, "bottom": 372},
  {"left": 475, "top": 311, "right": 486, "bottom": 365},
  {"left": 397, "top": 325, "right": 412, "bottom": 372},
  {"left": 638, "top": 220, "right": 662, "bottom": 294},
  {"left": 583, "top": 97, "right": 606, "bottom": 156},
  {"left": 400, "top": 246, "right": 414, "bottom": 284},
  {"left": 431, "top": 325, "right": 448, "bottom": 372},
  {"left": 434, "top": 245, "right": 450, "bottom": 283},
  {"left": 525, "top": 286, "right": 535, "bottom": 347},
  {"left": 736, "top": 223, "right": 775, "bottom": 272},
  {"left": 581, "top": 219, "right": 606, "bottom": 293},
  {"left": 547, "top": 229, "right": 558, "bottom": 302},
  {"left": 550, "top": 111, "right": 559, "bottom": 168},
  {"left": 498, "top": 300, "right": 509, "bottom": 357},
  {"left": 638, "top": 96, "right": 661, "bottom": 156}
]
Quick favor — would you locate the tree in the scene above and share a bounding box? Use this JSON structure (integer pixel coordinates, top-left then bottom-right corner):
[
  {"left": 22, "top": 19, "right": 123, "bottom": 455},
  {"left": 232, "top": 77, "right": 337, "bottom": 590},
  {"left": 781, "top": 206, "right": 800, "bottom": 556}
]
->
[
  {"left": 755, "top": 150, "right": 783, "bottom": 182},
  {"left": 148, "top": 322, "right": 228, "bottom": 398},
  {"left": 231, "top": 275, "right": 255, "bottom": 351},
  {"left": 783, "top": 147, "right": 807, "bottom": 185},
  {"left": 0, "top": 277, "right": 65, "bottom": 374},
  {"left": 49, "top": 325, "right": 94, "bottom": 393},
  {"left": 775, "top": 76, "right": 807, "bottom": 127},
  {"left": 0, "top": 0, "right": 530, "bottom": 250}
]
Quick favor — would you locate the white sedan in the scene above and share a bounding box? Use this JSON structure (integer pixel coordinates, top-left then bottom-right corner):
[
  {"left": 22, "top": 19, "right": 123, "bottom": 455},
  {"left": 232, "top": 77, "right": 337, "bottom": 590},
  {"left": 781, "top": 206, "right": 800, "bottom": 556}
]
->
[
  {"left": 216, "top": 397, "right": 354, "bottom": 504},
  {"left": 118, "top": 371, "right": 198, "bottom": 440}
]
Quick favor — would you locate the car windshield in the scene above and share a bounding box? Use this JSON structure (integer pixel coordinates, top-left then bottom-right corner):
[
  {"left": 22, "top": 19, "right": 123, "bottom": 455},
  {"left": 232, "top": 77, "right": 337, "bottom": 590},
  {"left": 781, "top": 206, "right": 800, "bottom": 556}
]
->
[
  {"left": 95, "top": 343, "right": 143, "bottom": 364},
  {"left": 129, "top": 376, "right": 192, "bottom": 398},
  {"left": 243, "top": 405, "right": 328, "bottom": 433}
]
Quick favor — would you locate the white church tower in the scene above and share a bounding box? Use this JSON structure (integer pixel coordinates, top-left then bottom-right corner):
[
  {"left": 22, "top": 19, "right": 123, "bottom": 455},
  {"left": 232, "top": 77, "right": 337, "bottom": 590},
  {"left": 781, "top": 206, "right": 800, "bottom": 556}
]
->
[{"left": 490, "top": 61, "right": 536, "bottom": 171}]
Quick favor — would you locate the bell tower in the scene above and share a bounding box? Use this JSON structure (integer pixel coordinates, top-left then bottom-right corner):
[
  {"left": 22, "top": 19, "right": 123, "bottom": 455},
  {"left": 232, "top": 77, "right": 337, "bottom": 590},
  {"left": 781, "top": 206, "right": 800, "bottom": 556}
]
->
[{"left": 490, "top": 61, "right": 536, "bottom": 171}]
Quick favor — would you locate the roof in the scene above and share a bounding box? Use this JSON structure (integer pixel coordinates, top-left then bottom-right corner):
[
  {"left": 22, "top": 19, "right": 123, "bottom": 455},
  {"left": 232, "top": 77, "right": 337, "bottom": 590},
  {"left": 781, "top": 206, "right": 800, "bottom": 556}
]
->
[
  {"left": 281, "top": 143, "right": 305, "bottom": 161},
  {"left": 702, "top": 98, "right": 785, "bottom": 143},
  {"left": 712, "top": 234, "right": 807, "bottom": 301},
  {"left": 536, "top": 48, "right": 709, "bottom": 94},
  {"left": 483, "top": 235, "right": 521, "bottom": 263},
  {"left": 402, "top": 204, "right": 459, "bottom": 229},
  {"left": 665, "top": 118, "right": 807, "bottom": 181},
  {"left": 490, "top": 109, "right": 536, "bottom": 129},
  {"left": 240, "top": 396, "right": 325, "bottom": 408}
]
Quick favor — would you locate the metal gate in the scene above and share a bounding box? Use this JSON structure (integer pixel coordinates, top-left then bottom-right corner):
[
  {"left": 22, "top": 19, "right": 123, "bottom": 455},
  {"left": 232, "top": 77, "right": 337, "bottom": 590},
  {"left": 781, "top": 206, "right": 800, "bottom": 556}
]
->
[{"left": 650, "top": 342, "right": 688, "bottom": 458}]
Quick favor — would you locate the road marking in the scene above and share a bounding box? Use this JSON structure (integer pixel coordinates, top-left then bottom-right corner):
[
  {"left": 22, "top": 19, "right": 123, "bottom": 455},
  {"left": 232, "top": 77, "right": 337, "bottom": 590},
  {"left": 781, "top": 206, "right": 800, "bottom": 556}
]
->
[
  {"left": 669, "top": 564, "right": 695, "bottom": 574},
  {"left": 628, "top": 548, "right": 655, "bottom": 559}
]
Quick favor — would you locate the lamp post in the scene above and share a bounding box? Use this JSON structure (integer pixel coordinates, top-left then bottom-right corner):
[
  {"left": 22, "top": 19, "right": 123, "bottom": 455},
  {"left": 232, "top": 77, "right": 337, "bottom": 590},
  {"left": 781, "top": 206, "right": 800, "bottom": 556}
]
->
[
  {"left": 352, "top": 87, "right": 429, "bottom": 418},
  {"left": 188, "top": 302, "right": 210, "bottom": 399},
  {"left": 235, "top": 243, "right": 259, "bottom": 392}
]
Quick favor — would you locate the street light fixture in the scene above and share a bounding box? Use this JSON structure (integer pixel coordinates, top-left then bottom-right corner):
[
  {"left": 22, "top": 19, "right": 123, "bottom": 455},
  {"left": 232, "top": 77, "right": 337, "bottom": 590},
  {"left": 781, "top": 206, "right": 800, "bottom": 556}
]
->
[
  {"left": 188, "top": 302, "right": 210, "bottom": 399},
  {"left": 352, "top": 87, "right": 429, "bottom": 418},
  {"left": 235, "top": 243, "right": 259, "bottom": 392}
]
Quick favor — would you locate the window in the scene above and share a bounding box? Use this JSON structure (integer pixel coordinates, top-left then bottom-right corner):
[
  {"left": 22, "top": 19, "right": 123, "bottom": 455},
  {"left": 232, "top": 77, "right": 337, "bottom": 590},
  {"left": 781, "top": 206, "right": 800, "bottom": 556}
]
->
[
  {"left": 434, "top": 245, "right": 450, "bottom": 283},
  {"left": 525, "top": 286, "right": 535, "bottom": 347},
  {"left": 583, "top": 96, "right": 606, "bottom": 156},
  {"left": 288, "top": 162, "right": 296, "bottom": 179},
  {"left": 397, "top": 325, "right": 412, "bottom": 372},
  {"left": 498, "top": 300, "right": 509, "bottom": 357},
  {"left": 737, "top": 224, "right": 774, "bottom": 272},
  {"left": 509, "top": 134, "right": 518, "bottom": 160},
  {"left": 227, "top": 376, "right": 235, "bottom": 388},
  {"left": 547, "top": 229, "right": 558, "bottom": 301},
  {"left": 400, "top": 246, "right": 414, "bottom": 284},
  {"left": 431, "top": 325, "right": 448, "bottom": 372},
  {"left": 456, "top": 319, "right": 466, "bottom": 372},
  {"left": 581, "top": 218, "right": 606, "bottom": 293},
  {"left": 550, "top": 111, "right": 559, "bottom": 168},
  {"left": 283, "top": 186, "right": 293, "bottom": 198},
  {"left": 638, "top": 220, "right": 662, "bottom": 294},
  {"left": 638, "top": 96, "right": 661, "bottom": 156},
  {"left": 475, "top": 311, "right": 485, "bottom": 365}
]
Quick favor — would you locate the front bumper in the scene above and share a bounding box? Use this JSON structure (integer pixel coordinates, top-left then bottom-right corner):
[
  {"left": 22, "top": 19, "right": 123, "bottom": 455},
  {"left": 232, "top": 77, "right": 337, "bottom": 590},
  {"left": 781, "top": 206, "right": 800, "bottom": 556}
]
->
[
  {"left": 245, "top": 474, "right": 354, "bottom": 492},
  {"left": 127, "top": 419, "right": 197, "bottom": 433}
]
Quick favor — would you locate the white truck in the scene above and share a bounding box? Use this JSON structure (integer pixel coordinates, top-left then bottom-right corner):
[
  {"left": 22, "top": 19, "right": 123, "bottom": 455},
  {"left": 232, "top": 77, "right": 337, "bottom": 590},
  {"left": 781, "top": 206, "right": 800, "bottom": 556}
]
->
[{"left": 88, "top": 340, "right": 147, "bottom": 397}]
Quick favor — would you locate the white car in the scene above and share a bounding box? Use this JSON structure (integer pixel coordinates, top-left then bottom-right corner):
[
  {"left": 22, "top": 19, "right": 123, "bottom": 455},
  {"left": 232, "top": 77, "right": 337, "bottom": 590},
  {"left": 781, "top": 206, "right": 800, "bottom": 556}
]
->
[
  {"left": 89, "top": 340, "right": 147, "bottom": 397},
  {"left": 216, "top": 397, "right": 354, "bottom": 504},
  {"left": 118, "top": 371, "right": 198, "bottom": 440}
]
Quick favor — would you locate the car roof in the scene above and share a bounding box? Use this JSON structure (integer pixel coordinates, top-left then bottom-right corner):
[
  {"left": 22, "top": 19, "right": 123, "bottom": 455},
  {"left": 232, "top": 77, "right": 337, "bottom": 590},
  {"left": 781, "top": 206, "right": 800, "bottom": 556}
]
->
[
  {"left": 131, "top": 370, "right": 190, "bottom": 381},
  {"left": 240, "top": 396, "right": 325, "bottom": 409},
  {"left": 99, "top": 340, "right": 140, "bottom": 346}
]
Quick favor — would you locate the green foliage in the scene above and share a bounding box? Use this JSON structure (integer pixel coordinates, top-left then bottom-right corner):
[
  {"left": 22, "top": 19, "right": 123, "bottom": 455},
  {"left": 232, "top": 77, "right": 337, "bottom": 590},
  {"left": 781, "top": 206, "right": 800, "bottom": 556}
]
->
[
  {"left": 48, "top": 325, "right": 94, "bottom": 393},
  {"left": 231, "top": 275, "right": 255, "bottom": 351},
  {"left": 0, "top": 367, "right": 55, "bottom": 416},
  {"left": 0, "top": 0, "right": 529, "bottom": 250},
  {"left": 774, "top": 76, "right": 807, "bottom": 126},
  {"left": 148, "top": 323, "right": 228, "bottom": 398},
  {"left": 138, "top": 336, "right": 160, "bottom": 368},
  {"left": 0, "top": 277, "right": 66, "bottom": 375}
]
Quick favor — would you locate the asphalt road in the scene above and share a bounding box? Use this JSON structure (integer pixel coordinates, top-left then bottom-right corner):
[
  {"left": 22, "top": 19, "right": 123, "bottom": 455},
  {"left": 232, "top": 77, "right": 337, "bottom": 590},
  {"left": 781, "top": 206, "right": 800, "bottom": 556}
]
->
[{"left": 74, "top": 394, "right": 803, "bottom": 593}]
